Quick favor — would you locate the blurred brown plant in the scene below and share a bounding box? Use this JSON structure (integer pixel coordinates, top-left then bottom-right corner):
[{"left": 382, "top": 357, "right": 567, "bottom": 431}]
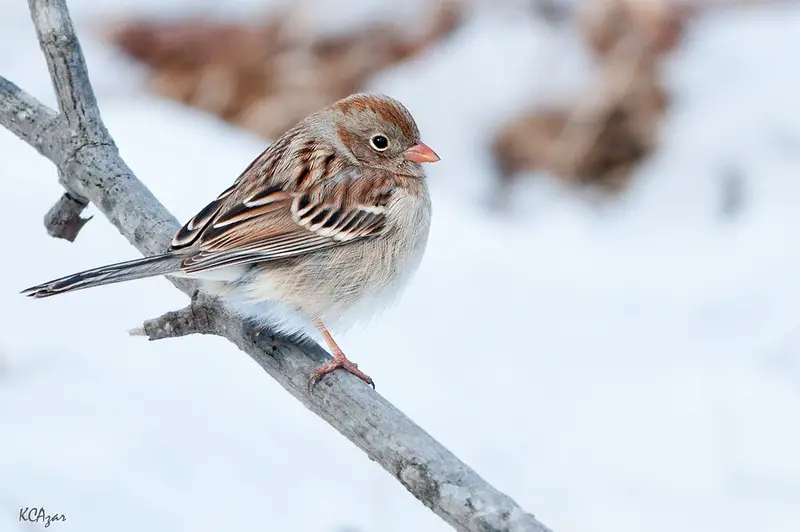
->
[
  {"left": 103, "top": 0, "right": 464, "bottom": 140},
  {"left": 578, "top": 0, "right": 692, "bottom": 60},
  {"left": 493, "top": 0, "right": 692, "bottom": 196}
]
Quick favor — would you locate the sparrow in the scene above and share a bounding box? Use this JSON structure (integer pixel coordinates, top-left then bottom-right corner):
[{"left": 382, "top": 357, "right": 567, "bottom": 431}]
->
[{"left": 22, "top": 93, "right": 439, "bottom": 391}]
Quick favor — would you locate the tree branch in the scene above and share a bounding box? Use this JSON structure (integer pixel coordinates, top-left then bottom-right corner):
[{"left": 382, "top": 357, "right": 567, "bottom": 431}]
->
[
  {"left": 0, "top": 1, "right": 552, "bottom": 531},
  {"left": 30, "top": 0, "right": 104, "bottom": 135},
  {"left": 0, "top": 76, "right": 60, "bottom": 160}
]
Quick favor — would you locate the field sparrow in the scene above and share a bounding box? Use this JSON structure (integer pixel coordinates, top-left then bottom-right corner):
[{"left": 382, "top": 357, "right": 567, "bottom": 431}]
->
[{"left": 22, "top": 93, "right": 439, "bottom": 390}]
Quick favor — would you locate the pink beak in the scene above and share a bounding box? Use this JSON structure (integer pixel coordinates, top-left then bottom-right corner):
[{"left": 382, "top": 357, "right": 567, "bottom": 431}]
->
[{"left": 403, "top": 141, "right": 440, "bottom": 163}]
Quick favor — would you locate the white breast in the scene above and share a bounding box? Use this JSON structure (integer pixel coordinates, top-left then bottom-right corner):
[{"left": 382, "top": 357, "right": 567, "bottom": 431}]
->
[
  {"left": 324, "top": 183, "right": 432, "bottom": 331},
  {"left": 209, "top": 184, "right": 432, "bottom": 338}
]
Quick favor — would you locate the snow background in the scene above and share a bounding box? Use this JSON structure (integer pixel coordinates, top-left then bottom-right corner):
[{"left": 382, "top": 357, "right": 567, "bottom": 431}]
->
[{"left": 2, "top": 0, "right": 800, "bottom": 531}]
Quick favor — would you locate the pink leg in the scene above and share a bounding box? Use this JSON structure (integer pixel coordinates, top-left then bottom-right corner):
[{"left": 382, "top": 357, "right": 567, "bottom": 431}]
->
[{"left": 307, "top": 319, "right": 375, "bottom": 392}]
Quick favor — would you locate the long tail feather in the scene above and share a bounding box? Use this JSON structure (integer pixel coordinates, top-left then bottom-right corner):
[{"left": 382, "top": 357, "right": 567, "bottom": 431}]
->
[{"left": 21, "top": 253, "right": 184, "bottom": 298}]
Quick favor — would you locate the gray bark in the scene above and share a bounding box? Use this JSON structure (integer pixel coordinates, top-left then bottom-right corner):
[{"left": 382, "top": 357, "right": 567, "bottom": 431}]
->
[
  {"left": 43, "top": 190, "right": 91, "bottom": 241},
  {"left": 0, "top": 1, "right": 553, "bottom": 531}
]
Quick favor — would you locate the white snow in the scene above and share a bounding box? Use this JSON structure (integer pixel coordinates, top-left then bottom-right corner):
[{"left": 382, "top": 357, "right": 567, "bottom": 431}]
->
[{"left": 1, "top": 1, "right": 800, "bottom": 531}]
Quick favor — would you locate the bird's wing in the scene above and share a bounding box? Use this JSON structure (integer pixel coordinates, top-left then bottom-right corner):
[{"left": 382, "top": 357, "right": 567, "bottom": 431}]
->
[{"left": 169, "top": 141, "right": 396, "bottom": 273}]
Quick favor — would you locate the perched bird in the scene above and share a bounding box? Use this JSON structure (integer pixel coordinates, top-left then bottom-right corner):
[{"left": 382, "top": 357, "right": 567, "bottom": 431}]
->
[{"left": 22, "top": 93, "right": 439, "bottom": 390}]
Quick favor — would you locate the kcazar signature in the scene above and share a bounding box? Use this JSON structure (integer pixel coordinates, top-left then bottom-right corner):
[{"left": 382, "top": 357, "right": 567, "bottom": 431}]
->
[{"left": 19, "top": 507, "right": 66, "bottom": 528}]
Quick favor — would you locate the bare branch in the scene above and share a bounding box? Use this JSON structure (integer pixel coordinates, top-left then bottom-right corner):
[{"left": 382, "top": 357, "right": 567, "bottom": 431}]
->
[
  {"left": 0, "top": 1, "right": 553, "bottom": 531},
  {"left": 28, "top": 0, "right": 104, "bottom": 136},
  {"left": 0, "top": 76, "right": 60, "bottom": 160}
]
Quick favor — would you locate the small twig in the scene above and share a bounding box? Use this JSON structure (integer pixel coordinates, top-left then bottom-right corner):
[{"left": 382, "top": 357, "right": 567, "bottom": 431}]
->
[
  {"left": 130, "top": 292, "right": 221, "bottom": 340},
  {"left": 43, "top": 192, "right": 92, "bottom": 241}
]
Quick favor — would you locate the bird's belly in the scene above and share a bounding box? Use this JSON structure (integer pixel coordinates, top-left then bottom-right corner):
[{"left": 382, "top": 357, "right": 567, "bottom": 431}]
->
[
  {"left": 222, "top": 231, "right": 425, "bottom": 336},
  {"left": 213, "top": 190, "right": 431, "bottom": 336}
]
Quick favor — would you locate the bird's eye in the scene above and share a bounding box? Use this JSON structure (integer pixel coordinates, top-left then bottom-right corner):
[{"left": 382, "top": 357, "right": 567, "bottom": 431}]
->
[{"left": 370, "top": 135, "right": 390, "bottom": 151}]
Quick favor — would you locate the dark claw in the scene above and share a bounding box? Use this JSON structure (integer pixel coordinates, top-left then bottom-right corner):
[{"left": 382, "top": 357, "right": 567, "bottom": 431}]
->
[
  {"left": 307, "top": 374, "right": 322, "bottom": 395},
  {"left": 249, "top": 326, "right": 264, "bottom": 345}
]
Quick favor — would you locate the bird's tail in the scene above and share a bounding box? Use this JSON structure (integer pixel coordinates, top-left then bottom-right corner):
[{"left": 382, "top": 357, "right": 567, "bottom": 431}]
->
[{"left": 21, "top": 252, "right": 184, "bottom": 298}]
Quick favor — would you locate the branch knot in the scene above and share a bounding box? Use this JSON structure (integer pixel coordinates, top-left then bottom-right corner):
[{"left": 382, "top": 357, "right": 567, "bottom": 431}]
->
[{"left": 130, "top": 292, "right": 222, "bottom": 341}]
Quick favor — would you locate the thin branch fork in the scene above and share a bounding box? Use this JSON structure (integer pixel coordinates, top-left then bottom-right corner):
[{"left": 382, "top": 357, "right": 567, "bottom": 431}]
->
[{"left": 0, "top": 1, "right": 552, "bottom": 531}]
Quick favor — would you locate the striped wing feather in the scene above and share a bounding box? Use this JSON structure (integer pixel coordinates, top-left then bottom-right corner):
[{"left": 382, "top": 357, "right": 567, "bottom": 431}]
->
[{"left": 169, "top": 141, "right": 393, "bottom": 274}]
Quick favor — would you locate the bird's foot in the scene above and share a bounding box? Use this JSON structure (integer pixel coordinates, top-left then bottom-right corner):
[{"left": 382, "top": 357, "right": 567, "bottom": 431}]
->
[{"left": 307, "top": 352, "right": 375, "bottom": 393}]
